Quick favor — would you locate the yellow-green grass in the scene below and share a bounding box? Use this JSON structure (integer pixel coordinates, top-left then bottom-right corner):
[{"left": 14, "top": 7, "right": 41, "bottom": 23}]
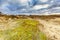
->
[{"left": 0, "top": 19, "right": 47, "bottom": 40}]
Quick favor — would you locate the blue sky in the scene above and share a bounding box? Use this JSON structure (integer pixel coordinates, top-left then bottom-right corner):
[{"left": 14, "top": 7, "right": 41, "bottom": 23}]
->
[{"left": 0, "top": 0, "right": 60, "bottom": 15}]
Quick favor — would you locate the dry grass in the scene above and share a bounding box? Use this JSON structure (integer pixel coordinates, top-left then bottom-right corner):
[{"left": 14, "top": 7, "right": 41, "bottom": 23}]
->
[{"left": 0, "top": 15, "right": 60, "bottom": 40}]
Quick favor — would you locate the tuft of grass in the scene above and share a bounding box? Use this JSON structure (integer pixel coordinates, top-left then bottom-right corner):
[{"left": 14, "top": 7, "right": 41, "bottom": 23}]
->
[{"left": 0, "top": 19, "right": 47, "bottom": 40}]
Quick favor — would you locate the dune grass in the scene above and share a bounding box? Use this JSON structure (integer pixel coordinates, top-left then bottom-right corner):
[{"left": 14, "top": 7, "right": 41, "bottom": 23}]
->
[{"left": 0, "top": 19, "right": 47, "bottom": 40}]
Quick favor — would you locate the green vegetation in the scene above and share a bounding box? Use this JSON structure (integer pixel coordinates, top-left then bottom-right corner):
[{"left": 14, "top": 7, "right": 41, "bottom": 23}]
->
[{"left": 0, "top": 19, "right": 47, "bottom": 40}]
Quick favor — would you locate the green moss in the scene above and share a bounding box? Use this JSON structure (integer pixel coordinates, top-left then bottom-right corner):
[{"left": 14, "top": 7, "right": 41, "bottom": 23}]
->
[{"left": 0, "top": 19, "right": 47, "bottom": 40}]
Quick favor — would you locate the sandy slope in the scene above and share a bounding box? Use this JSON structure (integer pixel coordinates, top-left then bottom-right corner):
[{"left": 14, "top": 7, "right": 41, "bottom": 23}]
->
[
  {"left": 38, "top": 18, "right": 60, "bottom": 40},
  {"left": 32, "top": 15, "right": 60, "bottom": 40}
]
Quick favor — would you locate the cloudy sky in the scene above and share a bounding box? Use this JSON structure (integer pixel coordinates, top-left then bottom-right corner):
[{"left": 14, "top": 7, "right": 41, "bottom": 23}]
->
[{"left": 0, "top": 0, "right": 60, "bottom": 15}]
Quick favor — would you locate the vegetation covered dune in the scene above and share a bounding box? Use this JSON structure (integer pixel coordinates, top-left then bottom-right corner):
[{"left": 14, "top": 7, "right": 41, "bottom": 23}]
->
[
  {"left": 0, "top": 15, "right": 47, "bottom": 40},
  {"left": 0, "top": 14, "right": 60, "bottom": 40}
]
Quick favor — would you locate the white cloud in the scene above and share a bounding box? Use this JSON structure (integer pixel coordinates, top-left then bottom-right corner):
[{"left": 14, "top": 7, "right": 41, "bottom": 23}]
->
[
  {"left": 40, "top": 0, "right": 48, "bottom": 2},
  {"left": 18, "top": 0, "right": 28, "bottom": 4},
  {"left": 52, "top": 7, "right": 60, "bottom": 9},
  {"left": 32, "top": 4, "right": 49, "bottom": 10}
]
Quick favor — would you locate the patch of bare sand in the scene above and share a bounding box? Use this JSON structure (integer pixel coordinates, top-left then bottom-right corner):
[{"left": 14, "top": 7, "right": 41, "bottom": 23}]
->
[{"left": 37, "top": 17, "right": 60, "bottom": 40}]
